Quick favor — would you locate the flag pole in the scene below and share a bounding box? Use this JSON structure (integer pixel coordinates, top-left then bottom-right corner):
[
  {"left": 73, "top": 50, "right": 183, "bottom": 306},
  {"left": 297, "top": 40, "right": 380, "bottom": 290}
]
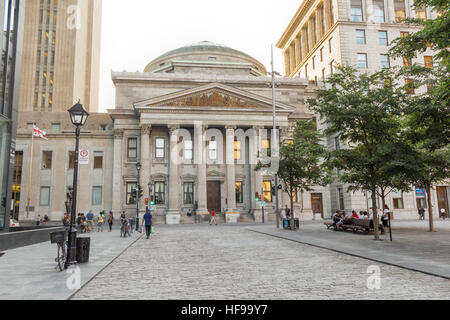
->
[{"left": 26, "top": 123, "right": 35, "bottom": 218}]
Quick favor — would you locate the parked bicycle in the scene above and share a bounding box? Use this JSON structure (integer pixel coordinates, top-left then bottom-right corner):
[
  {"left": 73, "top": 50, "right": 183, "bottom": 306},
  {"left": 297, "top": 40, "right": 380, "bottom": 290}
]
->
[{"left": 50, "top": 229, "right": 68, "bottom": 271}]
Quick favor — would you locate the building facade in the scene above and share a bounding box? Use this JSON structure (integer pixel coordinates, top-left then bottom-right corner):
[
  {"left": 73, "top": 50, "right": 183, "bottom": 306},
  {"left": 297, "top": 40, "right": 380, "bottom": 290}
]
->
[
  {"left": 18, "top": 0, "right": 102, "bottom": 113},
  {"left": 1, "top": 0, "right": 25, "bottom": 230},
  {"left": 277, "top": 0, "right": 449, "bottom": 218},
  {"left": 16, "top": 41, "right": 331, "bottom": 224}
]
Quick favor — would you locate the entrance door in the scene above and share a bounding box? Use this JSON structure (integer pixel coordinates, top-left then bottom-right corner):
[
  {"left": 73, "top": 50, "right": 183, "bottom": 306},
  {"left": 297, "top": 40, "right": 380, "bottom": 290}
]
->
[
  {"left": 311, "top": 193, "right": 324, "bottom": 218},
  {"left": 207, "top": 181, "right": 221, "bottom": 213},
  {"left": 436, "top": 186, "right": 449, "bottom": 217}
]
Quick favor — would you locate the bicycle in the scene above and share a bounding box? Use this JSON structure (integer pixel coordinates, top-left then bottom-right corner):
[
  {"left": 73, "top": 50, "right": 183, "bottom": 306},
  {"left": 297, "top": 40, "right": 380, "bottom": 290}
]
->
[{"left": 50, "top": 230, "right": 68, "bottom": 271}]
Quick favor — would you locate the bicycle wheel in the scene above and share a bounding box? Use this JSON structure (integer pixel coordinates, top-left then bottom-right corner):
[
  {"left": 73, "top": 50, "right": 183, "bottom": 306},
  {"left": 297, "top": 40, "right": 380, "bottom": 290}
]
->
[{"left": 56, "top": 242, "right": 66, "bottom": 271}]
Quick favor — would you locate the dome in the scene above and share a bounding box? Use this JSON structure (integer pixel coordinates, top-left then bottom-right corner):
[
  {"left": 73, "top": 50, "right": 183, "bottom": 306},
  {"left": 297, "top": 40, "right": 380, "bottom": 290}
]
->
[{"left": 144, "top": 41, "right": 267, "bottom": 75}]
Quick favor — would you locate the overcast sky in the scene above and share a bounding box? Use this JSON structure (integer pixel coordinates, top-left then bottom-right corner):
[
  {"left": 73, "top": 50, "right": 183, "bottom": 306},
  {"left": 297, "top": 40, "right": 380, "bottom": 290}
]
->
[{"left": 98, "top": 0, "right": 302, "bottom": 112}]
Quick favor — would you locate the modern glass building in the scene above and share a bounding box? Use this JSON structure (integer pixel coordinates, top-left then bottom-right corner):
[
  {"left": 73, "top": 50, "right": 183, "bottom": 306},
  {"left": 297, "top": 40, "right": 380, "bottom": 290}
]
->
[{"left": 0, "top": 0, "right": 25, "bottom": 230}]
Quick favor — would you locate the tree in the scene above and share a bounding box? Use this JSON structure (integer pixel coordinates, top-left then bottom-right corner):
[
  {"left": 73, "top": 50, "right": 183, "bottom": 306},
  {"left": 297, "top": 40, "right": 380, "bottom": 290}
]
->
[
  {"left": 308, "top": 66, "right": 413, "bottom": 240},
  {"left": 277, "top": 120, "right": 331, "bottom": 230}
]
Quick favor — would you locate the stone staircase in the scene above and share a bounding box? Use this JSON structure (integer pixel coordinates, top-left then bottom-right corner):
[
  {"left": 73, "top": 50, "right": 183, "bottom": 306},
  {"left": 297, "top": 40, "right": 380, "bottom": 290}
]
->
[
  {"left": 239, "top": 213, "right": 255, "bottom": 223},
  {"left": 180, "top": 214, "right": 195, "bottom": 224}
]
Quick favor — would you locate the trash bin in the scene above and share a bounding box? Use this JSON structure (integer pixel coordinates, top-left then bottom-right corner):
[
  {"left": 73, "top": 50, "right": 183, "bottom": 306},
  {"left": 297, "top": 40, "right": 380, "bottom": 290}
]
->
[
  {"left": 283, "top": 219, "right": 290, "bottom": 229},
  {"left": 294, "top": 218, "right": 300, "bottom": 229},
  {"left": 76, "top": 237, "right": 90, "bottom": 263}
]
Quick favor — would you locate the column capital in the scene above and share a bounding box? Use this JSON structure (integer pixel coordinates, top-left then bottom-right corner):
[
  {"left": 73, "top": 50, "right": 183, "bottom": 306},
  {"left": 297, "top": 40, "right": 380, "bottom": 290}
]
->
[
  {"left": 114, "top": 129, "right": 124, "bottom": 139},
  {"left": 168, "top": 124, "right": 180, "bottom": 135},
  {"left": 225, "top": 125, "right": 237, "bottom": 131},
  {"left": 140, "top": 124, "right": 152, "bottom": 135},
  {"left": 252, "top": 125, "right": 264, "bottom": 131}
]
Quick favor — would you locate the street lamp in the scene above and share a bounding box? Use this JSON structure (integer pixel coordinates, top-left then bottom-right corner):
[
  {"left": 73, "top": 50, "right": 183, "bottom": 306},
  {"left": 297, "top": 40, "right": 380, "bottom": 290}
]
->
[
  {"left": 135, "top": 162, "right": 141, "bottom": 231},
  {"left": 66, "top": 100, "right": 89, "bottom": 269},
  {"left": 148, "top": 181, "right": 153, "bottom": 208}
]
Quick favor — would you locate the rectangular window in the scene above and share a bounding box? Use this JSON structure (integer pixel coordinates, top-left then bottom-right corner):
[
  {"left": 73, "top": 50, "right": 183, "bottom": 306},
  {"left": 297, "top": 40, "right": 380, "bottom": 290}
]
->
[
  {"left": 92, "top": 187, "right": 102, "bottom": 206},
  {"left": 394, "top": 0, "right": 406, "bottom": 22},
  {"left": 338, "top": 188, "right": 345, "bottom": 210},
  {"left": 405, "top": 79, "right": 415, "bottom": 94},
  {"left": 126, "top": 182, "right": 137, "bottom": 205},
  {"left": 51, "top": 123, "right": 60, "bottom": 130},
  {"left": 40, "top": 187, "right": 51, "bottom": 206},
  {"left": 350, "top": 0, "right": 363, "bottom": 21},
  {"left": 183, "top": 182, "right": 194, "bottom": 205},
  {"left": 127, "top": 138, "right": 137, "bottom": 159},
  {"left": 424, "top": 56, "right": 433, "bottom": 69},
  {"left": 335, "top": 136, "right": 340, "bottom": 150},
  {"left": 94, "top": 151, "right": 103, "bottom": 169},
  {"left": 416, "top": 7, "right": 427, "bottom": 20},
  {"left": 312, "top": 56, "right": 316, "bottom": 70},
  {"left": 330, "top": 60, "right": 334, "bottom": 74},
  {"left": 320, "top": 47, "right": 324, "bottom": 62},
  {"left": 262, "top": 139, "right": 271, "bottom": 156},
  {"left": 155, "top": 138, "right": 165, "bottom": 159},
  {"left": 380, "top": 54, "right": 390, "bottom": 68},
  {"left": 378, "top": 31, "right": 388, "bottom": 46},
  {"left": 392, "top": 190, "right": 404, "bottom": 209},
  {"left": 305, "top": 64, "right": 308, "bottom": 78},
  {"left": 155, "top": 182, "right": 165, "bottom": 205},
  {"left": 373, "top": 0, "right": 385, "bottom": 23},
  {"left": 68, "top": 151, "right": 75, "bottom": 169},
  {"left": 356, "top": 29, "right": 366, "bottom": 45},
  {"left": 184, "top": 140, "right": 193, "bottom": 160},
  {"left": 209, "top": 140, "right": 217, "bottom": 160},
  {"left": 234, "top": 139, "right": 241, "bottom": 160},
  {"left": 322, "top": 68, "right": 326, "bottom": 80},
  {"left": 235, "top": 182, "right": 243, "bottom": 204},
  {"left": 42, "top": 151, "right": 52, "bottom": 169},
  {"left": 400, "top": 31, "right": 409, "bottom": 38},
  {"left": 357, "top": 53, "right": 368, "bottom": 68},
  {"left": 263, "top": 181, "right": 272, "bottom": 203},
  {"left": 329, "top": 37, "right": 333, "bottom": 53}
]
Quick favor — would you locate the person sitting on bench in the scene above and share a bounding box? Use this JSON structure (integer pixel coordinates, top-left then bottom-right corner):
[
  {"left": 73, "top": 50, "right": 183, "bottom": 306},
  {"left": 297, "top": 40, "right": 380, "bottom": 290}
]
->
[{"left": 332, "top": 211, "right": 343, "bottom": 230}]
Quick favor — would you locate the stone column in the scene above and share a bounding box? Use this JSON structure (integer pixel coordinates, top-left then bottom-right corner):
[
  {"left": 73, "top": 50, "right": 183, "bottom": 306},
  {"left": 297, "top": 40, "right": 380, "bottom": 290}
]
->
[
  {"left": 195, "top": 124, "right": 209, "bottom": 221},
  {"left": 112, "top": 129, "right": 124, "bottom": 215},
  {"left": 225, "top": 126, "right": 239, "bottom": 223},
  {"left": 308, "top": 17, "right": 315, "bottom": 49},
  {"left": 284, "top": 51, "right": 290, "bottom": 76},
  {"left": 289, "top": 44, "right": 296, "bottom": 74},
  {"left": 166, "top": 124, "right": 181, "bottom": 224},
  {"left": 324, "top": 0, "right": 332, "bottom": 31},
  {"left": 253, "top": 126, "right": 264, "bottom": 222},
  {"left": 140, "top": 124, "right": 152, "bottom": 210}
]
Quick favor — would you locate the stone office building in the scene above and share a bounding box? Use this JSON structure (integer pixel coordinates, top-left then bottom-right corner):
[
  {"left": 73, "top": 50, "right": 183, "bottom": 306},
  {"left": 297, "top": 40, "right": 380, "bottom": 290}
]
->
[{"left": 16, "top": 41, "right": 328, "bottom": 224}]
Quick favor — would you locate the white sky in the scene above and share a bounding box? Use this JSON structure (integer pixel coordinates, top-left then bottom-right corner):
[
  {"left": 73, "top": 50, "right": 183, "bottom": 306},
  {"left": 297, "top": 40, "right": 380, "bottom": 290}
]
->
[{"left": 98, "top": 0, "right": 302, "bottom": 113}]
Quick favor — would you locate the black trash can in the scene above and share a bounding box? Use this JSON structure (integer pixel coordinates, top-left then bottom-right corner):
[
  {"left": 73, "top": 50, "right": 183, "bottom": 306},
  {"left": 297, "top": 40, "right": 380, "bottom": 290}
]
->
[{"left": 76, "top": 237, "right": 90, "bottom": 263}]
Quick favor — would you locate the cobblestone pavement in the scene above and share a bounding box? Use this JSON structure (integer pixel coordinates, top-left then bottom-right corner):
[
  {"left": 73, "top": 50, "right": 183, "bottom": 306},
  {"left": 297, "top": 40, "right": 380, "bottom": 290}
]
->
[{"left": 71, "top": 224, "right": 449, "bottom": 300}]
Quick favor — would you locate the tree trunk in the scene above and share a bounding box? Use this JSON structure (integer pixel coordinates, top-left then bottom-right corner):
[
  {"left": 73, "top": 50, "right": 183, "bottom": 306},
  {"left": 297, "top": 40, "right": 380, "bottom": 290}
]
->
[
  {"left": 371, "top": 186, "right": 380, "bottom": 240},
  {"left": 290, "top": 186, "right": 295, "bottom": 231},
  {"left": 426, "top": 185, "right": 434, "bottom": 232}
]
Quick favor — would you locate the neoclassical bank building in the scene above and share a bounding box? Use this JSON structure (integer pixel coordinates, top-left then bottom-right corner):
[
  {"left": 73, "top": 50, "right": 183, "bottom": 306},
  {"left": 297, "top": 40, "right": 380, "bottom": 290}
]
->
[{"left": 15, "top": 41, "right": 327, "bottom": 224}]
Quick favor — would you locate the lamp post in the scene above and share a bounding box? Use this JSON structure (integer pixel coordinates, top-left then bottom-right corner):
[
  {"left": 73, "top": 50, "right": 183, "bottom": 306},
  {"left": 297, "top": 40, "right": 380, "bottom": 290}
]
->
[
  {"left": 135, "top": 162, "right": 141, "bottom": 231},
  {"left": 148, "top": 181, "right": 153, "bottom": 209},
  {"left": 66, "top": 100, "right": 89, "bottom": 269}
]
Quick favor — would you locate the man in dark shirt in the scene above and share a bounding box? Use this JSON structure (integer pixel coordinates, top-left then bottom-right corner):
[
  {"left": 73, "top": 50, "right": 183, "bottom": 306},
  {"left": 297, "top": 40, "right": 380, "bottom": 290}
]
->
[{"left": 142, "top": 209, "right": 153, "bottom": 239}]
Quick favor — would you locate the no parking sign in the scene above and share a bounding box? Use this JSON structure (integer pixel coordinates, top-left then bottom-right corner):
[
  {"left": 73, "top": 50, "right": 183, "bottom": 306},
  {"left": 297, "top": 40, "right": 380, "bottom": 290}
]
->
[{"left": 79, "top": 149, "right": 89, "bottom": 165}]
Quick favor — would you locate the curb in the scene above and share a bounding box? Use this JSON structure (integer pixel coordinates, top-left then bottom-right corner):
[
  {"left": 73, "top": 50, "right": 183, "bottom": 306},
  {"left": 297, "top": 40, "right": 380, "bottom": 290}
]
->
[{"left": 247, "top": 228, "right": 450, "bottom": 280}]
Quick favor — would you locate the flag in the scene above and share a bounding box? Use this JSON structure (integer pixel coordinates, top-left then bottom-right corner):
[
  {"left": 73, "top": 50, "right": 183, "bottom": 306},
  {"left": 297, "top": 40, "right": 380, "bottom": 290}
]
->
[{"left": 33, "top": 125, "right": 48, "bottom": 140}]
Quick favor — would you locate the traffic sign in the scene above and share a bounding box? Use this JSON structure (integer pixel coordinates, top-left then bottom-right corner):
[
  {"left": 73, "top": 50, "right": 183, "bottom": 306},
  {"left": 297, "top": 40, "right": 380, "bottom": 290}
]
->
[
  {"left": 79, "top": 149, "right": 89, "bottom": 165},
  {"left": 150, "top": 205, "right": 157, "bottom": 211},
  {"left": 260, "top": 201, "right": 266, "bottom": 207}
]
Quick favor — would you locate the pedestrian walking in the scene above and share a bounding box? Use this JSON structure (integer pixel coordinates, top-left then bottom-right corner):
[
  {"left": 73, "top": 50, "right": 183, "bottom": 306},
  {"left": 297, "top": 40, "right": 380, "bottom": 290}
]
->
[
  {"left": 440, "top": 207, "right": 447, "bottom": 220},
  {"left": 120, "top": 211, "right": 128, "bottom": 238},
  {"left": 418, "top": 207, "right": 425, "bottom": 220},
  {"left": 86, "top": 210, "right": 94, "bottom": 233},
  {"left": 285, "top": 205, "right": 291, "bottom": 219},
  {"left": 142, "top": 209, "right": 153, "bottom": 239},
  {"left": 97, "top": 214, "right": 104, "bottom": 232},
  {"left": 108, "top": 211, "right": 114, "bottom": 232},
  {"left": 382, "top": 205, "right": 390, "bottom": 228},
  {"left": 36, "top": 214, "right": 42, "bottom": 226},
  {"left": 209, "top": 208, "right": 217, "bottom": 226}
]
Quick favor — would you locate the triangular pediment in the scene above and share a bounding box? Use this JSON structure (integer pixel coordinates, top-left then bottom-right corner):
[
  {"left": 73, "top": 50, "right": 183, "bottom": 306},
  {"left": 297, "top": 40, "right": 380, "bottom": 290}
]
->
[{"left": 134, "top": 83, "right": 295, "bottom": 112}]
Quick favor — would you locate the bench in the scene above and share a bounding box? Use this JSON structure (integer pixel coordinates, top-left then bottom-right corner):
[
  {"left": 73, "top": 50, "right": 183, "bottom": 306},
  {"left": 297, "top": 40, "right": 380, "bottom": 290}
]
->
[{"left": 324, "top": 218, "right": 373, "bottom": 234}]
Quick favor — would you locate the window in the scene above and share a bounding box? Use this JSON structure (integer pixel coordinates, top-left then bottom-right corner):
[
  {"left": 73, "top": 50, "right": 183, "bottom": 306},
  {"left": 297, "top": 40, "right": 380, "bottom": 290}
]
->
[
  {"left": 263, "top": 181, "right": 272, "bottom": 203},
  {"left": 394, "top": 0, "right": 406, "bottom": 22},
  {"left": 392, "top": 190, "right": 404, "bottom": 209},
  {"left": 126, "top": 182, "right": 137, "bottom": 205},
  {"left": 183, "top": 182, "right": 194, "bottom": 205},
  {"left": 40, "top": 187, "right": 51, "bottom": 206},
  {"left": 155, "top": 182, "right": 165, "bottom": 205},
  {"left": 127, "top": 138, "right": 137, "bottom": 159},
  {"left": 94, "top": 151, "right": 103, "bottom": 169},
  {"left": 322, "top": 68, "right": 326, "bottom": 80},
  {"left": 68, "top": 151, "right": 75, "bottom": 169},
  {"left": 373, "top": 0, "right": 385, "bottom": 23},
  {"left": 292, "top": 191, "right": 298, "bottom": 203},
  {"left": 380, "top": 54, "right": 390, "bottom": 68},
  {"left": 338, "top": 188, "right": 345, "bottom": 210},
  {"left": 312, "top": 56, "right": 316, "bottom": 70},
  {"left": 330, "top": 60, "right": 335, "bottom": 74},
  {"left": 405, "top": 79, "right": 415, "bottom": 94},
  {"left": 400, "top": 31, "right": 409, "bottom": 38},
  {"left": 235, "top": 182, "right": 243, "bottom": 204},
  {"left": 305, "top": 64, "right": 308, "bottom": 78},
  {"left": 262, "top": 139, "right": 271, "bottom": 156},
  {"left": 42, "top": 151, "right": 52, "bottom": 169},
  {"left": 155, "top": 138, "right": 165, "bottom": 158},
  {"left": 184, "top": 140, "right": 193, "bottom": 160},
  {"left": 378, "top": 31, "right": 388, "bottom": 45},
  {"left": 320, "top": 47, "right": 324, "bottom": 62},
  {"left": 329, "top": 37, "right": 333, "bottom": 53},
  {"left": 402, "top": 56, "right": 412, "bottom": 67},
  {"left": 335, "top": 136, "right": 340, "bottom": 150},
  {"left": 208, "top": 56, "right": 217, "bottom": 61},
  {"left": 99, "top": 124, "right": 107, "bottom": 131},
  {"left": 51, "top": 123, "right": 60, "bottom": 130},
  {"left": 357, "top": 53, "right": 368, "bottom": 68},
  {"left": 351, "top": 0, "right": 363, "bottom": 21},
  {"left": 356, "top": 30, "right": 366, "bottom": 45},
  {"left": 416, "top": 7, "right": 427, "bottom": 20},
  {"left": 209, "top": 139, "right": 217, "bottom": 160},
  {"left": 92, "top": 187, "right": 102, "bottom": 206},
  {"left": 424, "top": 56, "right": 433, "bottom": 69},
  {"left": 234, "top": 139, "right": 241, "bottom": 160}
]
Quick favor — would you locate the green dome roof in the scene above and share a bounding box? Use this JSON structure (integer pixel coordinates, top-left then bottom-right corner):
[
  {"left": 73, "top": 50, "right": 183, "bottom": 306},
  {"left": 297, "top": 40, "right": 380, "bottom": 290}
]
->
[{"left": 144, "top": 41, "right": 267, "bottom": 74}]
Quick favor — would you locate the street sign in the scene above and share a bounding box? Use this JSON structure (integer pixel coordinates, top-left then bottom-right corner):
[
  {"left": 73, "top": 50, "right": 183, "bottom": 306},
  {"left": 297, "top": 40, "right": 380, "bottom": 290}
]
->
[
  {"left": 150, "top": 205, "right": 157, "bottom": 211},
  {"left": 79, "top": 149, "right": 89, "bottom": 165},
  {"left": 416, "top": 188, "right": 425, "bottom": 196},
  {"left": 260, "top": 201, "right": 266, "bottom": 207}
]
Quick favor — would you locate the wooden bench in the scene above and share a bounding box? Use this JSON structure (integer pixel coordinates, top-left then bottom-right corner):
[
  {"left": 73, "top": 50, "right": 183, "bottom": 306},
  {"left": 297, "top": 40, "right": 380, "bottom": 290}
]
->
[
  {"left": 324, "top": 220, "right": 334, "bottom": 229},
  {"left": 324, "top": 218, "right": 373, "bottom": 234}
]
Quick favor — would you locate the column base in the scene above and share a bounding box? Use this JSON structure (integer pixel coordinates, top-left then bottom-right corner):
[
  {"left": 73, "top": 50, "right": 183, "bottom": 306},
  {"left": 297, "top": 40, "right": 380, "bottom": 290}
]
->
[
  {"left": 166, "top": 211, "right": 181, "bottom": 225},
  {"left": 225, "top": 211, "right": 240, "bottom": 223},
  {"left": 194, "top": 209, "right": 210, "bottom": 223},
  {"left": 313, "top": 213, "right": 323, "bottom": 221}
]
